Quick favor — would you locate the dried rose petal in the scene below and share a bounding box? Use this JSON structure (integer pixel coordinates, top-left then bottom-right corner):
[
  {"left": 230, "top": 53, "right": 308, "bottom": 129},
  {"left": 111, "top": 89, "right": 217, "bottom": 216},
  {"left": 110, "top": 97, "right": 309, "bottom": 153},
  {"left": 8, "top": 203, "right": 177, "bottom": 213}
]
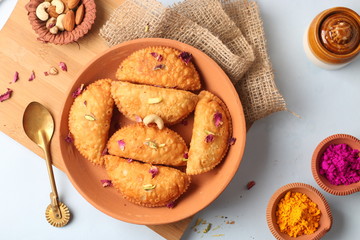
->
[
  {"left": 205, "top": 134, "right": 215, "bottom": 143},
  {"left": 84, "top": 100, "right": 87, "bottom": 106},
  {"left": 127, "top": 158, "right": 133, "bottom": 163},
  {"left": 166, "top": 201, "right": 176, "bottom": 208},
  {"left": 59, "top": 62, "right": 67, "bottom": 71},
  {"left": 135, "top": 115, "right": 142, "bottom": 122},
  {"left": 229, "top": 137, "right": 237, "bottom": 146},
  {"left": 100, "top": 179, "right": 112, "bottom": 187},
  {"left": 247, "top": 181, "right": 256, "bottom": 190},
  {"left": 214, "top": 112, "right": 223, "bottom": 127},
  {"left": 65, "top": 132, "right": 73, "bottom": 143},
  {"left": 72, "top": 84, "right": 84, "bottom": 98},
  {"left": 44, "top": 72, "right": 49, "bottom": 76},
  {"left": 153, "top": 64, "right": 165, "bottom": 70},
  {"left": 101, "top": 147, "right": 108, "bottom": 156},
  {"left": 179, "top": 52, "right": 192, "bottom": 65},
  {"left": 118, "top": 139, "right": 125, "bottom": 151},
  {"left": 150, "top": 52, "right": 163, "bottom": 62},
  {"left": 149, "top": 166, "right": 159, "bottom": 179},
  {"left": 182, "top": 152, "right": 189, "bottom": 161},
  {"left": 0, "top": 88, "right": 13, "bottom": 102},
  {"left": 28, "top": 71, "right": 35, "bottom": 81},
  {"left": 11, "top": 71, "right": 19, "bottom": 84},
  {"left": 181, "top": 119, "right": 188, "bottom": 126}
]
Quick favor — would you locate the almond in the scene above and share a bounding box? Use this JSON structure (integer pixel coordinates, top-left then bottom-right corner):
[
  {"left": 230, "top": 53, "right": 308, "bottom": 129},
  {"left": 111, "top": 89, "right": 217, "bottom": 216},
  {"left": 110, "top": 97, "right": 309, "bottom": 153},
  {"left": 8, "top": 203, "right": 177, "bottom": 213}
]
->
[
  {"left": 63, "top": 10, "right": 75, "bottom": 31},
  {"left": 67, "top": 0, "right": 80, "bottom": 9},
  {"left": 75, "top": 4, "right": 85, "bottom": 25},
  {"left": 61, "top": 0, "right": 70, "bottom": 13},
  {"left": 47, "top": 5, "right": 59, "bottom": 18}
]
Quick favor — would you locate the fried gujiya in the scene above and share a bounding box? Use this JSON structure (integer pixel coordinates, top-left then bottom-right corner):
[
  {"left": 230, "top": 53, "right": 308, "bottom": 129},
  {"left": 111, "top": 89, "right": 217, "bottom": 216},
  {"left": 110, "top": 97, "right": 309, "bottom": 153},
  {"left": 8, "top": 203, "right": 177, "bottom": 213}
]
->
[{"left": 68, "top": 79, "right": 114, "bottom": 165}]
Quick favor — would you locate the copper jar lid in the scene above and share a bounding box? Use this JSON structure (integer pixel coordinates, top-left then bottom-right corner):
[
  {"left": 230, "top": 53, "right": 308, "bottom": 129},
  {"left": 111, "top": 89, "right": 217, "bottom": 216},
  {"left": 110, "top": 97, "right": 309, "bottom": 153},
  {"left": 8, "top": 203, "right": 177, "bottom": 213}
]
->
[{"left": 307, "top": 7, "right": 360, "bottom": 65}]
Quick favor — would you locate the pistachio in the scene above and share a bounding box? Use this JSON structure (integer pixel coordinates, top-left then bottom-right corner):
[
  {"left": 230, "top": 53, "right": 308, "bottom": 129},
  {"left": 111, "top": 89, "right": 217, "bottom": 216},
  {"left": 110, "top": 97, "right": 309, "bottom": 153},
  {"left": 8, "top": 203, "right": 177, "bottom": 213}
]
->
[{"left": 148, "top": 97, "right": 163, "bottom": 104}]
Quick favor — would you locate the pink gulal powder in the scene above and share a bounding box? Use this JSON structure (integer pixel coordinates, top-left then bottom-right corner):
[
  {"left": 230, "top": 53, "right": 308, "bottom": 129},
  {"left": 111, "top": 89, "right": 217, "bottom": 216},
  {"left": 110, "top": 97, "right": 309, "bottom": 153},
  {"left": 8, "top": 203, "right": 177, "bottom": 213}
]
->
[{"left": 320, "top": 144, "right": 360, "bottom": 185}]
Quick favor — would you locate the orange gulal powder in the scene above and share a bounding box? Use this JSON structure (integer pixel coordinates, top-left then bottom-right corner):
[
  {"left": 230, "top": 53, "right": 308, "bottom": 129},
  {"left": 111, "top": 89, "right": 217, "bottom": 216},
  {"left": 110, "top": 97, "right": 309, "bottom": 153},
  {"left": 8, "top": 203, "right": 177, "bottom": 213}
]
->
[{"left": 276, "top": 191, "right": 321, "bottom": 237}]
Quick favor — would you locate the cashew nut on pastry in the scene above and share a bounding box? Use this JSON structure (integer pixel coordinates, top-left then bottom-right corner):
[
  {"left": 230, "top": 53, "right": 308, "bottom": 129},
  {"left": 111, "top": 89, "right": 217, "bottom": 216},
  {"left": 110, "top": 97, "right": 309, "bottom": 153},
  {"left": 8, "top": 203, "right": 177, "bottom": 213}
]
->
[{"left": 143, "top": 114, "right": 165, "bottom": 130}]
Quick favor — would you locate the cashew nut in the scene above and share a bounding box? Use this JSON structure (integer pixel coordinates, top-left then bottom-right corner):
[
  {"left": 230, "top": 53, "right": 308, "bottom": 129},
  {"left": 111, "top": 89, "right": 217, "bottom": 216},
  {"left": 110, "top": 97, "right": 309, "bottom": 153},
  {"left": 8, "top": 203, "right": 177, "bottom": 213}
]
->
[
  {"left": 51, "top": 0, "right": 65, "bottom": 14},
  {"left": 55, "top": 13, "right": 66, "bottom": 31},
  {"left": 49, "top": 26, "right": 59, "bottom": 34},
  {"left": 46, "top": 17, "right": 57, "bottom": 29},
  {"left": 36, "top": 2, "right": 51, "bottom": 21},
  {"left": 143, "top": 114, "right": 164, "bottom": 130}
]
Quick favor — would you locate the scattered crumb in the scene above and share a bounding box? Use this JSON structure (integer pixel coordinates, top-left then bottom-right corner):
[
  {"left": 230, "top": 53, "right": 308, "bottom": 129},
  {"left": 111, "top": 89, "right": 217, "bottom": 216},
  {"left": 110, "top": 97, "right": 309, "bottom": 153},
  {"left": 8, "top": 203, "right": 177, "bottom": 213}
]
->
[
  {"left": 192, "top": 218, "right": 202, "bottom": 228},
  {"left": 225, "top": 220, "right": 235, "bottom": 224},
  {"left": 203, "top": 223, "right": 212, "bottom": 233},
  {"left": 212, "top": 225, "right": 221, "bottom": 231},
  {"left": 212, "top": 234, "right": 225, "bottom": 237}
]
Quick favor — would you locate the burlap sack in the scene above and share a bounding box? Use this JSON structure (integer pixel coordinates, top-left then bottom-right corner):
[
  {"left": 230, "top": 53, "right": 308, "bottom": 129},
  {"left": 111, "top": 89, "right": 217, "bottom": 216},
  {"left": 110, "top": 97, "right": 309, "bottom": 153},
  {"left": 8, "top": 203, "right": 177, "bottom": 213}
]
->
[
  {"left": 171, "top": 0, "right": 254, "bottom": 76},
  {"left": 221, "top": 0, "right": 286, "bottom": 124},
  {"left": 99, "top": 0, "right": 250, "bottom": 84},
  {"left": 99, "top": 0, "right": 287, "bottom": 125}
]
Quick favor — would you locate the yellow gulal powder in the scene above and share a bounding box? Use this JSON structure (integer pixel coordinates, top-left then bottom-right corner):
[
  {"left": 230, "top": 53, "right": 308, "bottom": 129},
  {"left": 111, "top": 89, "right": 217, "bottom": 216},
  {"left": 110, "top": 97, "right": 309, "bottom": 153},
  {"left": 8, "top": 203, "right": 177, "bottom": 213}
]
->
[{"left": 276, "top": 191, "right": 321, "bottom": 237}]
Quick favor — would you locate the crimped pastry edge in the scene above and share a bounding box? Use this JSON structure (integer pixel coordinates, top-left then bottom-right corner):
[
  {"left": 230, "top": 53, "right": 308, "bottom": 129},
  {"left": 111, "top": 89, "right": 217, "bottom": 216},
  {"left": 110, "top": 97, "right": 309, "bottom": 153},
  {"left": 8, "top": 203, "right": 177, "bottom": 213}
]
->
[
  {"left": 107, "top": 122, "right": 188, "bottom": 166},
  {"left": 115, "top": 46, "right": 201, "bottom": 91},
  {"left": 110, "top": 80, "right": 199, "bottom": 125},
  {"left": 104, "top": 155, "right": 192, "bottom": 207},
  {"left": 186, "top": 90, "right": 233, "bottom": 175},
  {"left": 68, "top": 78, "right": 113, "bottom": 165}
]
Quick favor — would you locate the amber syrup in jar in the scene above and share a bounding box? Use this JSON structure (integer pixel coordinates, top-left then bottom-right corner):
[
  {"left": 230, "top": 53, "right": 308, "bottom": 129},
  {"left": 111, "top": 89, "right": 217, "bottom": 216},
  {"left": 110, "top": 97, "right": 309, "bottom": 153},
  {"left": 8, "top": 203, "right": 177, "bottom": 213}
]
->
[{"left": 304, "top": 7, "right": 360, "bottom": 70}]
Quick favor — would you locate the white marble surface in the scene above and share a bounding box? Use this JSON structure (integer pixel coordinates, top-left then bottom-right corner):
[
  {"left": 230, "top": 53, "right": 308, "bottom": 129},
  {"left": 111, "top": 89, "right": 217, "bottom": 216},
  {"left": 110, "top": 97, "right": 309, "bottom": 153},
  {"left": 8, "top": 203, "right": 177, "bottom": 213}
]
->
[{"left": 1, "top": 0, "right": 360, "bottom": 239}]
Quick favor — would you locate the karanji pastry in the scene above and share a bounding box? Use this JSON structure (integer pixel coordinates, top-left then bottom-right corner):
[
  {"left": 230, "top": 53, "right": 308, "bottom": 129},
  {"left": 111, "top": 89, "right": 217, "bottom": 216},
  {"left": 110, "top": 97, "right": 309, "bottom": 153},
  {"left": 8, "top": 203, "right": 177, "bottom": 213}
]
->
[
  {"left": 186, "top": 91, "right": 232, "bottom": 175},
  {"left": 104, "top": 155, "right": 191, "bottom": 207},
  {"left": 107, "top": 123, "right": 188, "bottom": 166},
  {"left": 68, "top": 79, "right": 114, "bottom": 165},
  {"left": 116, "top": 46, "right": 201, "bottom": 90},
  {"left": 111, "top": 81, "right": 198, "bottom": 125}
]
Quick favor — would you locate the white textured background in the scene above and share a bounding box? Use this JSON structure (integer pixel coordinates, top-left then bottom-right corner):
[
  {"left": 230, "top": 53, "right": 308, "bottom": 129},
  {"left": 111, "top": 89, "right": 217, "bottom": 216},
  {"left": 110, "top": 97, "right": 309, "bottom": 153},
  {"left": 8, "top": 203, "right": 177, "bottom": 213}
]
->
[{"left": 1, "top": 0, "right": 360, "bottom": 239}]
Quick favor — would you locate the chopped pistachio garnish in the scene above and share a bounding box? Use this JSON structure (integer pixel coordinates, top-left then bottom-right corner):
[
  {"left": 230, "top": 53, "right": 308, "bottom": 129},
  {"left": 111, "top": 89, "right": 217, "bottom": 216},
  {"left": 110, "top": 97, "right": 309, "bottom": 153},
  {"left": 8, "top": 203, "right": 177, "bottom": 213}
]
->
[
  {"left": 204, "top": 130, "right": 215, "bottom": 135},
  {"left": 203, "top": 223, "right": 212, "bottom": 233},
  {"left": 84, "top": 114, "right": 96, "bottom": 121},
  {"left": 144, "top": 23, "right": 150, "bottom": 32},
  {"left": 143, "top": 184, "right": 156, "bottom": 190},
  {"left": 158, "top": 143, "right": 166, "bottom": 148},
  {"left": 182, "top": 158, "right": 188, "bottom": 162},
  {"left": 148, "top": 97, "right": 163, "bottom": 104}
]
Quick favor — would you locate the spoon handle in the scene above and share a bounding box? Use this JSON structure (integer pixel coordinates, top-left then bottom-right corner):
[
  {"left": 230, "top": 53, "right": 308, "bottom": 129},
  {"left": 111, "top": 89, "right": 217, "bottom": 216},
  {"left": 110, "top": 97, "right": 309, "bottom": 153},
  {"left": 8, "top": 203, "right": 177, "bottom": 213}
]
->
[{"left": 43, "top": 141, "right": 62, "bottom": 218}]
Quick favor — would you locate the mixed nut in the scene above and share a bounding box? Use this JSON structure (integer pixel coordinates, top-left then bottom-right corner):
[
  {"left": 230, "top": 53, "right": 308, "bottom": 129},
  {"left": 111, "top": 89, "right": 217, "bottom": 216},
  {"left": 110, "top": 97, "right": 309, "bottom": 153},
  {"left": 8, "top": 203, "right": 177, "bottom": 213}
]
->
[{"left": 35, "top": 0, "right": 85, "bottom": 34}]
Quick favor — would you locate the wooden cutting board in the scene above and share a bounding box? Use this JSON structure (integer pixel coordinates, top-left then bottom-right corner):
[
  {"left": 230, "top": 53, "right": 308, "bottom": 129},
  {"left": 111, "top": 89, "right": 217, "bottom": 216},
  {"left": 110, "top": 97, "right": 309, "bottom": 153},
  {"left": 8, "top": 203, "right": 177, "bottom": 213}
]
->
[{"left": 0, "top": 0, "right": 191, "bottom": 239}]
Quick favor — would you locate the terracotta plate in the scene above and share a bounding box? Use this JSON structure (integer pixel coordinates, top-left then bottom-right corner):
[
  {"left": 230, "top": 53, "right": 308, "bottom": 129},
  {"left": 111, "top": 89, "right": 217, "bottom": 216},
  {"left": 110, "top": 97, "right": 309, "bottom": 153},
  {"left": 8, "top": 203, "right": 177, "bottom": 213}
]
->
[
  {"left": 312, "top": 134, "right": 360, "bottom": 195},
  {"left": 59, "top": 38, "right": 246, "bottom": 225},
  {"left": 266, "top": 183, "right": 332, "bottom": 240}
]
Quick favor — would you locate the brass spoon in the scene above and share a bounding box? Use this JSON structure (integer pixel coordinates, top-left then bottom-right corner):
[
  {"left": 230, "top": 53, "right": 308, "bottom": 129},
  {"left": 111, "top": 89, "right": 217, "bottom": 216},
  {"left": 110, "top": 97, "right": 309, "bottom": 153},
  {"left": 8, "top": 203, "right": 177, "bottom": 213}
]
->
[{"left": 23, "top": 102, "right": 70, "bottom": 227}]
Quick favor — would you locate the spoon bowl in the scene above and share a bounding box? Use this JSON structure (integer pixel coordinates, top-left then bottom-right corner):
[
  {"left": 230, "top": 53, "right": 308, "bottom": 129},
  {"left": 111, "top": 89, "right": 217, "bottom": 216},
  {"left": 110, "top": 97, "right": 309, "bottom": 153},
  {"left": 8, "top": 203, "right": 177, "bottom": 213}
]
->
[
  {"left": 23, "top": 102, "right": 55, "bottom": 149},
  {"left": 23, "top": 102, "right": 70, "bottom": 227}
]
